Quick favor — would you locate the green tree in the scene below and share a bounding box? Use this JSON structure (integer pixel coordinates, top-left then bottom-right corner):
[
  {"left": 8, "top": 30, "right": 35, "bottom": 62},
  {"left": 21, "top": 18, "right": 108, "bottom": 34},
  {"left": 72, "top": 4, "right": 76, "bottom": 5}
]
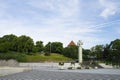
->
[
  {"left": 106, "top": 39, "right": 120, "bottom": 66},
  {"left": 103, "top": 44, "right": 110, "bottom": 60},
  {"left": 45, "top": 42, "right": 63, "bottom": 54},
  {"left": 45, "top": 42, "right": 51, "bottom": 53},
  {"left": 0, "top": 42, "right": 10, "bottom": 52},
  {"left": 0, "top": 34, "right": 18, "bottom": 52},
  {"left": 83, "top": 49, "right": 91, "bottom": 60},
  {"left": 51, "top": 42, "right": 63, "bottom": 54},
  {"left": 63, "top": 45, "right": 78, "bottom": 59},
  {"left": 90, "top": 45, "right": 104, "bottom": 60},
  {"left": 16, "top": 35, "right": 34, "bottom": 53},
  {"left": 35, "top": 41, "right": 44, "bottom": 52}
]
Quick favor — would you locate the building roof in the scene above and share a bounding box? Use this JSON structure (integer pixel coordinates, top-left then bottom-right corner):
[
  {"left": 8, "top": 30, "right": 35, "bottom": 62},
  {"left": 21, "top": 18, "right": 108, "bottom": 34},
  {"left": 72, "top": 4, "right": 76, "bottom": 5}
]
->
[{"left": 68, "top": 40, "right": 76, "bottom": 46}]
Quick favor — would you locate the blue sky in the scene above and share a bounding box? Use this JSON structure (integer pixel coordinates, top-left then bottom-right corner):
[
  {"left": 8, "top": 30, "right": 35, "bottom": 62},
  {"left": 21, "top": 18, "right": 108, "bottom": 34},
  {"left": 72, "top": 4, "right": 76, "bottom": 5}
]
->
[{"left": 0, "top": 0, "right": 120, "bottom": 49}]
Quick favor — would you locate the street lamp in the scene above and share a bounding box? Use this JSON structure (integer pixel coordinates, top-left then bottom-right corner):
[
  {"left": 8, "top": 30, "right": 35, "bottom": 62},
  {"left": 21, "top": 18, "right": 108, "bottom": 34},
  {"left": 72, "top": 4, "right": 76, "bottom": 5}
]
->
[{"left": 50, "top": 42, "right": 51, "bottom": 53}]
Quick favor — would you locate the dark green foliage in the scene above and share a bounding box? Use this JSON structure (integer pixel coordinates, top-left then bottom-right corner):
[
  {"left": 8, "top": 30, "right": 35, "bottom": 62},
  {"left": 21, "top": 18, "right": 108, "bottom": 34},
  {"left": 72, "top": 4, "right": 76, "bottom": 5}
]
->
[
  {"left": 44, "top": 42, "right": 63, "bottom": 54},
  {"left": 16, "top": 35, "right": 34, "bottom": 53},
  {"left": 35, "top": 41, "right": 44, "bottom": 52},
  {"left": 90, "top": 45, "right": 104, "bottom": 60},
  {"left": 0, "top": 42, "right": 10, "bottom": 52},
  {"left": 103, "top": 44, "right": 110, "bottom": 59},
  {"left": 63, "top": 45, "right": 78, "bottom": 59},
  {"left": 51, "top": 42, "right": 63, "bottom": 54},
  {"left": 0, "top": 34, "right": 34, "bottom": 54},
  {"left": 83, "top": 49, "right": 91, "bottom": 60},
  {"left": 104, "top": 39, "right": 120, "bottom": 67},
  {"left": 0, "top": 34, "right": 17, "bottom": 52},
  {"left": 44, "top": 42, "right": 51, "bottom": 53},
  {"left": 0, "top": 52, "right": 27, "bottom": 62}
]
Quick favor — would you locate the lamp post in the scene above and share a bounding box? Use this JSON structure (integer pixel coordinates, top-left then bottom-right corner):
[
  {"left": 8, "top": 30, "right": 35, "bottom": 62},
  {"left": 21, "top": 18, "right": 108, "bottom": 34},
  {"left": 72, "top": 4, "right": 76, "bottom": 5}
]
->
[{"left": 50, "top": 42, "right": 51, "bottom": 53}]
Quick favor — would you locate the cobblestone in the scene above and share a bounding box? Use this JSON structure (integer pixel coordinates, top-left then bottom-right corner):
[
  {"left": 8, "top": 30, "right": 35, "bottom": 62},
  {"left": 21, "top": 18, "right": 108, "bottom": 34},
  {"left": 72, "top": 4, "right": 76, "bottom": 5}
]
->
[{"left": 0, "top": 69, "right": 120, "bottom": 80}]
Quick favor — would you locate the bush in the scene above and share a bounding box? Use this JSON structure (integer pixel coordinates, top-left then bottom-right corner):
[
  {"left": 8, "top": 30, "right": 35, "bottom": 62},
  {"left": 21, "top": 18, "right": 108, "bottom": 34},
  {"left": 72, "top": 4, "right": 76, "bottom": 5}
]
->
[
  {"left": 16, "top": 54, "right": 27, "bottom": 62},
  {"left": 0, "top": 52, "right": 27, "bottom": 62},
  {"left": 44, "top": 52, "right": 51, "bottom": 56}
]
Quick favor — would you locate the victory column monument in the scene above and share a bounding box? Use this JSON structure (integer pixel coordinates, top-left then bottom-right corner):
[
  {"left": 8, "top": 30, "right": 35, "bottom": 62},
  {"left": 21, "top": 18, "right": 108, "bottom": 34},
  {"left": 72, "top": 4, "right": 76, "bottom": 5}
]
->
[{"left": 77, "top": 40, "right": 83, "bottom": 64}]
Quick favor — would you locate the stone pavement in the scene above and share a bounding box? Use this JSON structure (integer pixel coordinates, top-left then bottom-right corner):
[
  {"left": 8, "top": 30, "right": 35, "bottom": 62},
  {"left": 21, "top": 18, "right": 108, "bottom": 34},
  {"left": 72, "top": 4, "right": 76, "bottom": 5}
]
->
[
  {"left": 0, "top": 67, "right": 31, "bottom": 76},
  {"left": 0, "top": 69, "right": 120, "bottom": 80}
]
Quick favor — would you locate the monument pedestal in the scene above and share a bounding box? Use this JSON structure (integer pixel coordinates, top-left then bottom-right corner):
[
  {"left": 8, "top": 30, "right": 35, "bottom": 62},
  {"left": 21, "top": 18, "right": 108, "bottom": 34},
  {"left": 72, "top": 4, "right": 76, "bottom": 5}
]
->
[{"left": 77, "top": 40, "right": 83, "bottom": 64}]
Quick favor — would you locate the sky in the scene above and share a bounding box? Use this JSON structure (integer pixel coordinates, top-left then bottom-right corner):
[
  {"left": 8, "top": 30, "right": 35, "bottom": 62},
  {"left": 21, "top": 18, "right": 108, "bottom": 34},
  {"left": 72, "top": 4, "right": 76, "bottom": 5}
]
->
[{"left": 0, "top": 0, "right": 120, "bottom": 49}]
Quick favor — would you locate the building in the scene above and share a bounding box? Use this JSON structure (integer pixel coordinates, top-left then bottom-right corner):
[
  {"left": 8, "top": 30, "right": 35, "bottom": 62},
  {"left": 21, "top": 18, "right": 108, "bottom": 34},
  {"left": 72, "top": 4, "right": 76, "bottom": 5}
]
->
[{"left": 68, "top": 40, "right": 76, "bottom": 46}]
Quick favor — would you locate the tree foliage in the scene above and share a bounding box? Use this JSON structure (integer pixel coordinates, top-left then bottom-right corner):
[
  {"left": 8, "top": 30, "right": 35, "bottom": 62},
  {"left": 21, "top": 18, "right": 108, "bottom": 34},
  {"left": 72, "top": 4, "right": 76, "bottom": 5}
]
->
[
  {"left": 34, "top": 41, "right": 44, "bottom": 52},
  {"left": 104, "top": 39, "right": 120, "bottom": 66},
  {"left": 16, "top": 35, "right": 34, "bottom": 53},
  {"left": 51, "top": 42, "right": 63, "bottom": 54},
  {"left": 90, "top": 45, "right": 104, "bottom": 60},
  {"left": 83, "top": 49, "right": 91, "bottom": 60},
  {"left": 63, "top": 45, "right": 78, "bottom": 59},
  {"left": 0, "top": 34, "right": 34, "bottom": 54},
  {"left": 44, "top": 42, "right": 63, "bottom": 54},
  {"left": 0, "top": 34, "right": 17, "bottom": 52},
  {"left": 44, "top": 42, "right": 51, "bottom": 54}
]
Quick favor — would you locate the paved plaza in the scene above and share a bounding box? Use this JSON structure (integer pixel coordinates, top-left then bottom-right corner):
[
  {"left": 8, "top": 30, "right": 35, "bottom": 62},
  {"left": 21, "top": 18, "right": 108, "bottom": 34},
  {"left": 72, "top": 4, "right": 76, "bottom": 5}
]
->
[{"left": 0, "top": 68, "right": 120, "bottom": 80}]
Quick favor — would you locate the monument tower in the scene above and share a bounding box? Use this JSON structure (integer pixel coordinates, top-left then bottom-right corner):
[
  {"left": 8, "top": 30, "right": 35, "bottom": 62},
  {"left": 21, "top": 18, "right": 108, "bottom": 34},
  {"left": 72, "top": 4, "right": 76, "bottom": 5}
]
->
[{"left": 77, "top": 40, "right": 83, "bottom": 64}]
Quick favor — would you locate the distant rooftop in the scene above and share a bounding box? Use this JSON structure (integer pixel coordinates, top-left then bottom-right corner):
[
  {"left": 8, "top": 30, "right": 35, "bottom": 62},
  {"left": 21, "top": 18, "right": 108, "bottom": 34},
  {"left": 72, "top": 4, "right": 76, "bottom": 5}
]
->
[{"left": 68, "top": 40, "right": 76, "bottom": 46}]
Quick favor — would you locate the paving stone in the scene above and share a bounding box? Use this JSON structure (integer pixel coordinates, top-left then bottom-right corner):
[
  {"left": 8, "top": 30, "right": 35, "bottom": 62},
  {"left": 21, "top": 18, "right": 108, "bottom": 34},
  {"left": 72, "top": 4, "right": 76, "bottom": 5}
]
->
[{"left": 0, "top": 70, "right": 120, "bottom": 80}]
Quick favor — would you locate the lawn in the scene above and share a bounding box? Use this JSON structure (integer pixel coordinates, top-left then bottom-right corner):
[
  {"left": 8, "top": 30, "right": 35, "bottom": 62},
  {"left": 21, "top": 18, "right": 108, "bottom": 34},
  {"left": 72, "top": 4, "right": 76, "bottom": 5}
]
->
[
  {"left": 0, "top": 52, "right": 72, "bottom": 62},
  {"left": 26, "top": 53, "right": 72, "bottom": 62}
]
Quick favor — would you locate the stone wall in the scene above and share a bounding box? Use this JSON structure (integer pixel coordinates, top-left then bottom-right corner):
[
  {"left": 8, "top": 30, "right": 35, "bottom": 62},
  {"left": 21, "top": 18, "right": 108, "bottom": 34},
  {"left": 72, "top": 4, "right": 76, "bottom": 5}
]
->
[
  {"left": 0, "top": 59, "right": 19, "bottom": 67},
  {"left": 19, "top": 63, "right": 58, "bottom": 68},
  {"left": 19, "top": 63, "right": 79, "bottom": 69}
]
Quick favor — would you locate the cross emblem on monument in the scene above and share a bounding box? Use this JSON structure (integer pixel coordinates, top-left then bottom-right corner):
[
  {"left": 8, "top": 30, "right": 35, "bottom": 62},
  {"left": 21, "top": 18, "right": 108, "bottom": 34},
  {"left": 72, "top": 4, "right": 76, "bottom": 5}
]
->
[{"left": 77, "top": 40, "right": 83, "bottom": 46}]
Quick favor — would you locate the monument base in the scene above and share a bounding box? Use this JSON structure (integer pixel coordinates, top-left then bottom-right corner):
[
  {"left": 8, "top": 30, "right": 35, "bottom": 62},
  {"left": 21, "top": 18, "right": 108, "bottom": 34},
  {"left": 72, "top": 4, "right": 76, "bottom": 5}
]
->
[{"left": 58, "top": 61, "right": 103, "bottom": 70}]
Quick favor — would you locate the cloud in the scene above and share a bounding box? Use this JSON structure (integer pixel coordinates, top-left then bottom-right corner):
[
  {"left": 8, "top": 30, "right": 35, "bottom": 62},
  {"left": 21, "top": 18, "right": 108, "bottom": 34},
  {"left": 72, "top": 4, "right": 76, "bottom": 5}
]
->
[
  {"left": 28, "top": 0, "right": 80, "bottom": 18},
  {"left": 0, "top": 17, "right": 103, "bottom": 49},
  {"left": 0, "top": 0, "right": 119, "bottom": 49},
  {"left": 99, "top": 0, "right": 118, "bottom": 18}
]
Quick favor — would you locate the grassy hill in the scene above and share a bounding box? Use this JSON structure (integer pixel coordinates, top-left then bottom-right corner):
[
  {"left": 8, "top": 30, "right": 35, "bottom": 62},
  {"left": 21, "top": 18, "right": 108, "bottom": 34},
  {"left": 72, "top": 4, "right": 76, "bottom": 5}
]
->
[
  {"left": 26, "top": 53, "right": 72, "bottom": 62},
  {"left": 0, "top": 52, "right": 73, "bottom": 62}
]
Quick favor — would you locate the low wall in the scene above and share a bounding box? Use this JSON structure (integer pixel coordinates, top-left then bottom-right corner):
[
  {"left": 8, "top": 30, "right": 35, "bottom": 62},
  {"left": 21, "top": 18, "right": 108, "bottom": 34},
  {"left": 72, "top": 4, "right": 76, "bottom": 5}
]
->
[
  {"left": 19, "top": 63, "right": 80, "bottom": 69},
  {"left": 0, "top": 60, "right": 19, "bottom": 67},
  {"left": 99, "top": 63, "right": 113, "bottom": 68},
  {"left": 19, "top": 63, "right": 58, "bottom": 67}
]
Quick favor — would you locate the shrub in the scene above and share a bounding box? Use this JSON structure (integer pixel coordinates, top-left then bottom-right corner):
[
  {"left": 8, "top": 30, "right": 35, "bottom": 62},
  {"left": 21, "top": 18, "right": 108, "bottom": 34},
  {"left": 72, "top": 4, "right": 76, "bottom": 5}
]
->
[{"left": 0, "top": 52, "right": 27, "bottom": 62}]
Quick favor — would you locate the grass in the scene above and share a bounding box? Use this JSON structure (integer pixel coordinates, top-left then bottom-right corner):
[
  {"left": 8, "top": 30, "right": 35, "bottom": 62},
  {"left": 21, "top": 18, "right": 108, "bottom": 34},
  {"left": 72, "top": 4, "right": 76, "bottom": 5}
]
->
[
  {"left": 26, "top": 53, "right": 73, "bottom": 62},
  {"left": 0, "top": 52, "right": 73, "bottom": 62}
]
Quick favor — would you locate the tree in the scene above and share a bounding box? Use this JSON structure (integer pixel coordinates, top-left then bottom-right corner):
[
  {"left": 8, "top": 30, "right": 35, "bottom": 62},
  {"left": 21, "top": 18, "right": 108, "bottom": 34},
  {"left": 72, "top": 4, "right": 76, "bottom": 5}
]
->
[
  {"left": 45, "top": 42, "right": 63, "bottom": 54},
  {"left": 83, "top": 49, "right": 91, "bottom": 60},
  {"left": 63, "top": 45, "right": 78, "bottom": 59},
  {"left": 51, "top": 42, "right": 63, "bottom": 54},
  {"left": 16, "top": 35, "right": 34, "bottom": 53},
  {"left": 0, "top": 42, "right": 10, "bottom": 52},
  {"left": 35, "top": 41, "right": 44, "bottom": 52},
  {"left": 0, "top": 34, "right": 18, "bottom": 52},
  {"left": 110, "top": 39, "right": 120, "bottom": 50},
  {"left": 106, "top": 39, "right": 120, "bottom": 66},
  {"left": 45, "top": 42, "right": 51, "bottom": 53},
  {"left": 90, "top": 45, "right": 104, "bottom": 60}
]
